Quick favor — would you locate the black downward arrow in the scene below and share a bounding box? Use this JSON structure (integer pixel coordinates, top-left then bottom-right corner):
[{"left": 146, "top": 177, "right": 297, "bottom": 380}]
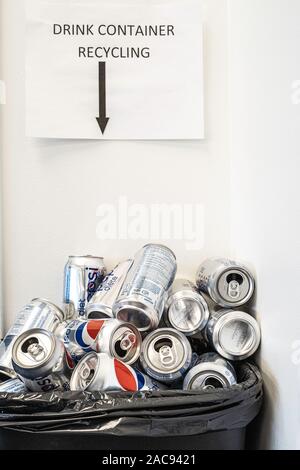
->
[{"left": 96, "top": 62, "right": 109, "bottom": 134}]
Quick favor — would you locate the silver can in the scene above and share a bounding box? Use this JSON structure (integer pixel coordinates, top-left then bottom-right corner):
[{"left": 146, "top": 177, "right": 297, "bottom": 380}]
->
[
  {"left": 93, "top": 319, "right": 141, "bottom": 365},
  {"left": 56, "top": 318, "right": 141, "bottom": 365},
  {"left": 86, "top": 260, "right": 133, "bottom": 319},
  {"left": 205, "top": 309, "right": 261, "bottom": 361},
  {"left": 164, "top": 279, "right": 209, "bottom": 336},
  {"left": 12, "top": 329, "right": 74, "bottom": 392},
  {"left": 70, "top": 352, "right": 166, "bottom": 392},
  {"left": 113, "top": 244, "right": 177, "bottom": 332},
  {"left": 0, "top": 299, "right": 65, "bottom": 381},
  {"left": 63, "top": 255, "right": 107, "bottom": 319},
  {"left": 0, "top": 378, "right": 27, "bottom": 393},
  {"left": 196, "top": 258, "right": 255, "bottom": 308},
  {"left": 140, "top": 328, "right": 192, "bottom": 383},
  {"left": 183, "top": 353, "right": 237, "bottom": 391}
]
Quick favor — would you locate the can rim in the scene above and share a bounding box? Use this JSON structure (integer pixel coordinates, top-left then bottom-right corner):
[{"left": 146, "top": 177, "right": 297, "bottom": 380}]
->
[
  {"left": 12, "top": 329, "right": 60, "bottom": 375},
  {"left": 211, "top": 266, "right": 255, "bottom": 307},
  {"left": 212, "top": 310, "right": 261, "bottom": 361},
  {"left": 140, "top": 328, "right": 192, "bottom": 379},
  {"left": 114, "top": 300, "right": 159, "bottom": 332},
  {"left": 86, "top": 303, "right": 113, "bottom": 319},
  {"left": 183, "top": 362, "right": 237, "bottom": 390}
]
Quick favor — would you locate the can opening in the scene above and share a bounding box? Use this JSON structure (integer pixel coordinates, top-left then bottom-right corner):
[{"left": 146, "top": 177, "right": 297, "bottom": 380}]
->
[
  {"left": 87, "top": 311, "right": 110, "bottom": 319},
  {"left": 154, "top": 338, "right": 172, "bottom": 352},
  {"left": 21, "top": 337, "right": 39, "bottom": 353},
  {"left": 115, "top": 341, "right": 128, "bottom": 359},
  {"left": 204, "top": 377, "right": 224, "bottom": 389},
  {"left": 226, "top": 273, "right": 243, "bottom": 285}
]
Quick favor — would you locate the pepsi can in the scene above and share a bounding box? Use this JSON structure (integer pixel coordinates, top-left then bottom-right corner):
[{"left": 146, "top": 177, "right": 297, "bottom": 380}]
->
[
  {"left": 196, "top": 258, "right": 255, "bottom": 308},
  {"left": 183, "top": 353, "right": 237, "bottom": 391},
  {"left": 205, "top": 309, "right": 261, "bottom": 361},
  {"left": 70, "top": 352, "right": 166, "bottom": 392},
  {"left": 86, "top": 260, "right": 133, "bottom": 319},
  {"left": 114, "top": 244, "right": 177, "bottom": 332},
  {"left": 0, "top": 378, "right": 27, "bottom": 394},
  {"left": 140, "top": 328, "right": 192, "bottom": 383},
  {"left": 63, "top": 255, "right": 107, "bottom": 319},
  {"left": 56, "top": 318, "right": 141, "bottom": 365},
  {"left": 12, "top": 329, "right": 74, "bottom": 392},
  {"left": 164, "top": 279, "right": 209, "bottom": 336},
  {"left": 0, "top": 299, "right": 65, "bottom": 381}
]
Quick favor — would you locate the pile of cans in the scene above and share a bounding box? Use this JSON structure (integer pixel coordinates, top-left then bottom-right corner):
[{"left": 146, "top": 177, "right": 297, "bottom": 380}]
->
[{"left": 0, "top": 244, "right": 261, "bottom": 394}]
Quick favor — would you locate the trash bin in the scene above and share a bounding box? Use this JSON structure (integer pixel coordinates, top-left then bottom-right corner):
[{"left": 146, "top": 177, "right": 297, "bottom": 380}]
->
[{"left": 0, "top": 362, "right": 262, "bottom": 450}]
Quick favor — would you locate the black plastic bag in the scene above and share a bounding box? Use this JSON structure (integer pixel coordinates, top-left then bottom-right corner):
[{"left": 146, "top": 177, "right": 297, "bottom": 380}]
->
[{"left": 0, "top": 363, "right": 262, "bottom": 438}]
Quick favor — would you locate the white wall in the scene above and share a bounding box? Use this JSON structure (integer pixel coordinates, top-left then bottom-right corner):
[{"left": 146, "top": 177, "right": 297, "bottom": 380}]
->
[
  {"left": 0, "top": 0, "right": 230, "bottom": 329},
  {"left": 228, "top": 0, "right": 300, "bottom": 450}
]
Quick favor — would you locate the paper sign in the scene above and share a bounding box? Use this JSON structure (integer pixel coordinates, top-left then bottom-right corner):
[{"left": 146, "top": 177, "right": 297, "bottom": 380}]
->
[{"left": 26, "top": 0, "right": 204, "bottom": 140}]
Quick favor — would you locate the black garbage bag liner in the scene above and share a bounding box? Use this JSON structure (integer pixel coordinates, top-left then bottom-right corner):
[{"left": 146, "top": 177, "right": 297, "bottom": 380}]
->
[{"left": 0, "top": 363, "right": 262, "bottom": 437}]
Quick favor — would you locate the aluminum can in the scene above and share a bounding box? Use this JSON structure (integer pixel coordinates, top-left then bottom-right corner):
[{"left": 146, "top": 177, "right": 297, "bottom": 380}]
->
[
  {"left": 63, "top": 255, "right": 107, "bottom": 319},
  {"left": 205, "top": 309, "right": 261, "bottom": 361},
  {"left": 54, "top": 319, "right": 98, "bottom": 363},
  {"left": 183, "top": 352, "right": 237, "bottom": 391},
  {"left": 70, "top": 352, "right": 166, "bottom": 392},
  {"left": 86, "top": 260, "right": 133, "bottom": 319},
  {"left": 12, "top": 329, "right": 74, "bottom": 392},
  {"left": 196, "top": 258, "right": 255, "bottom": 308},
  {"left": 164, "top": 279, "right": 209, "bottom": 336},
  {"left": 140, "top": 328, "right": 192, "bottom": 383},
  {"left": 113, "top": 244, "right": 177, "bottom": 332},
  {"left": 0, "top": 378, "right": 27, "bottom": 393},
  {"left": 56, "top": 318, "right": 141, "bottom": 365},
  {"left": 0, "top": 299, "right": 65, "bottom": 381}
]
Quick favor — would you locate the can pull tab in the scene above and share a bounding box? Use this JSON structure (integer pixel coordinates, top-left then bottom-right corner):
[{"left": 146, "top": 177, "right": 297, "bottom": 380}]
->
[
  {"left": 228, "top": 280, "right": 240, "bottom": 299},
  {"left": 159, "top": 345, "right": 176, "bottom": 367},
  {"left": 120, "top": 333, "right": 136, "bottom": 351},
  {"left": 27, "top": 343, "right": 46, "bottom": 361}
]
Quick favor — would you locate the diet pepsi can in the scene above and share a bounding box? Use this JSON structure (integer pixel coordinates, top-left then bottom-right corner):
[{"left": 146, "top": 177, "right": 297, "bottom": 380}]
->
[
  {"left": 164, "top": 279, "right": 209, "bottom": 337},
  {"left": 0, "top": 378, "right": 27, "bottom": 394},
  {"left": 196, "top": 258, "right": 255, "bottom": 308},
  {"left": 140, "top": 328, "right": 192, "bottom": 383},
  {"left": 0, "top": 299, "right": 65, "bottom": 381},
  {"left": 86, "top": 260, "right": 133, "bottom": 319},
  {"left": 183, "top": 353, "right": 237, "bottom": 391},
  {"left": 113, "top": 244, "right": 177, "bottom": 332},
  {"left": 205, "top": 309, "right": 261, "bottom": 361},
  {"left": 12, "top": 329, "right": 74, "bottom": 392},
  {"left": 63, "top": 255, "right": 107, "bottom": 319},
  {"left": 56, "top": 318, "right": 141, "bottom": 365},
  {"left": 70, "top": 352, "right": 165, "bottom": 392}
]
